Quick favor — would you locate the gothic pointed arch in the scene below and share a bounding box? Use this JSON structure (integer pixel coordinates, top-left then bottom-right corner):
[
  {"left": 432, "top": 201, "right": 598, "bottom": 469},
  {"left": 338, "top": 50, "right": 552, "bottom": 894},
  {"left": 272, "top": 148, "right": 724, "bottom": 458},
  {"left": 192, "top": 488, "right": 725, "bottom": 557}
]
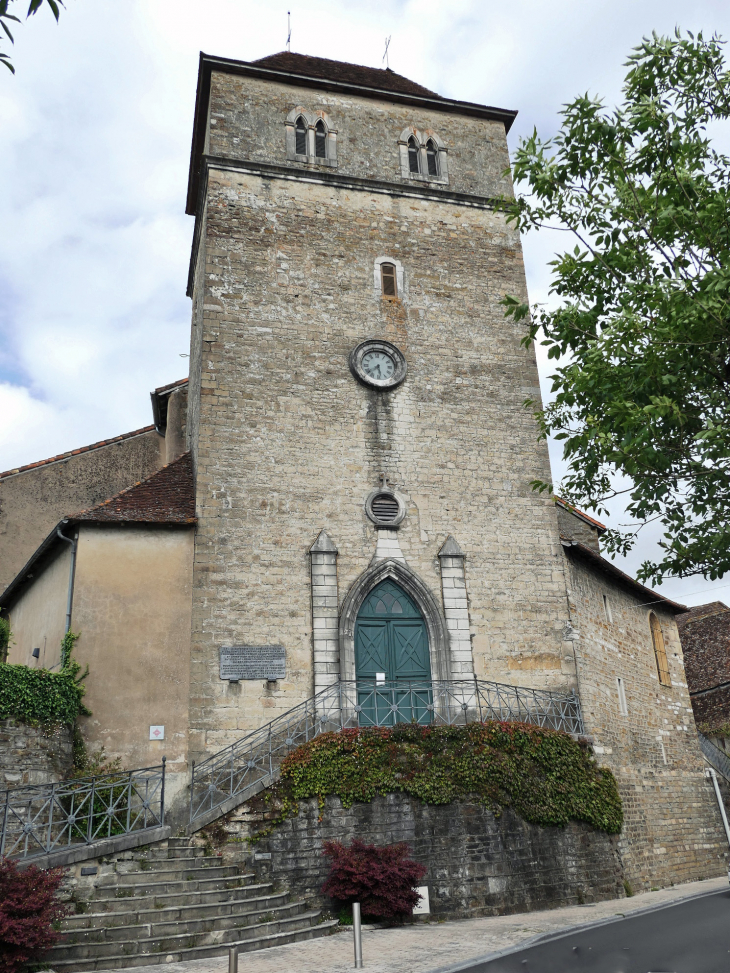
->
[{"left": 339, "top": 558, "right": 450, "bottom": 683}]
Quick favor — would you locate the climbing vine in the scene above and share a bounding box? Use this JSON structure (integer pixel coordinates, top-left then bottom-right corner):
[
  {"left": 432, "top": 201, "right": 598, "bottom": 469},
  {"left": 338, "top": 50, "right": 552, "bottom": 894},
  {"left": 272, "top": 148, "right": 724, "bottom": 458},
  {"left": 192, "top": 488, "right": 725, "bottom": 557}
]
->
[
  {"left": 253, "top": 722, "right": 623, "bottom": 839},
  {"left": 0, "top": 631, "right": 89, "bottom": 728}
]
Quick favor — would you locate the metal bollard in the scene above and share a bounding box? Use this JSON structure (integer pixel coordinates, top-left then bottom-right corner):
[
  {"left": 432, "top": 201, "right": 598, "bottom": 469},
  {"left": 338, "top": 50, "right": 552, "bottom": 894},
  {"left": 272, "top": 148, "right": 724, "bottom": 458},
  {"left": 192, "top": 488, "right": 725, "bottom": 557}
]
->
[
  {"left": 228, "top": 946, "right": 238, "bottom": 973},
  {"left": 353, "top": 902, "right": 363, "bottom": 968}
]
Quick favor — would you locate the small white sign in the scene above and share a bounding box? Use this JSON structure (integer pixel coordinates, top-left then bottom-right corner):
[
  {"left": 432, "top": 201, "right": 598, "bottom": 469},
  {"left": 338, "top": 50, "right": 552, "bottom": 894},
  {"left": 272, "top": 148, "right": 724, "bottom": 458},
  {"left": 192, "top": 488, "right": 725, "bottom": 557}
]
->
[
  {"left": 413, "top": 886, "right": 430, "bottom": 915},
  {"left": 149, "top": 725, "right": 165, "bottom": 741},
  {"left": 376, "top": 672, "right": 386, "bottom": 685}
]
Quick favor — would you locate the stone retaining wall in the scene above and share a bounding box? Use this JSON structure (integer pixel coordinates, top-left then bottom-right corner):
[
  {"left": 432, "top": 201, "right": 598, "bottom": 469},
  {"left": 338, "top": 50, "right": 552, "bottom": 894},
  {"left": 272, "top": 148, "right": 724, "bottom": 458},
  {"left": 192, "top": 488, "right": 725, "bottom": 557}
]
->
[
  {"left": 0, "top": 718, "right": 74, "bottom": 789},
  {"left": 225, "top": 794, "right": 626, "bottom": 919}
]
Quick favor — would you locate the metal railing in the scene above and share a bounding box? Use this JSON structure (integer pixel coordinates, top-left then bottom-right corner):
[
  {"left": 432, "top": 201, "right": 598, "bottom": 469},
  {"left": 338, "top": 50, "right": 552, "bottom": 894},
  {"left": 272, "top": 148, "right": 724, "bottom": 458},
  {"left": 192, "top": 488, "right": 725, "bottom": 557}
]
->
[
  {"left": 189, "top": 678, "right": 583, "bottom": 828},
  {"left": 698, "top": 731, "right": 730, "bottom": 784},
  {"left": 0, "top": 758, "right": 166, "bottom": 862}
]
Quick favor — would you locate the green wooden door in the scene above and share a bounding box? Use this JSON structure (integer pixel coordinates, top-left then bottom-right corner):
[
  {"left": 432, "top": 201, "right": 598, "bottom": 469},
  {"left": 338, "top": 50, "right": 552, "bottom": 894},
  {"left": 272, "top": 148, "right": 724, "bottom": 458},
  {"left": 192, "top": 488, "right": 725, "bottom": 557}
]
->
[{"left": 354, "top": 580, "right": 432, "bottom": 725}]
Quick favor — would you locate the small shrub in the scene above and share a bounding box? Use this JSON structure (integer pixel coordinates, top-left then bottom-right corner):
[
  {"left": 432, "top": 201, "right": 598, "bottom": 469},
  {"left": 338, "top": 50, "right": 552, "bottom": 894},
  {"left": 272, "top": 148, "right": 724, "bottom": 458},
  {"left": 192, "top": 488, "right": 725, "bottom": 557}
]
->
[
  {"left": 623, "top": 879, "right": 634, "bottom": 897},
  {"left": 0, "top": 857, "right": 68, "bottom": 973},
  {"left": 322, "top": 840, "right": 426, "bottom": 923}
]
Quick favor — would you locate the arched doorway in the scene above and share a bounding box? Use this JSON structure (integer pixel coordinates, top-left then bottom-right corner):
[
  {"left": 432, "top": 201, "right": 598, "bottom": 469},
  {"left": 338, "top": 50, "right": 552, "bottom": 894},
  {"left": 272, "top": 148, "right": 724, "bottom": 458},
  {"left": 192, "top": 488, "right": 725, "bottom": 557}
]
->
[{"left": 354, "top": 579, "right": 432, "bottom": 724}]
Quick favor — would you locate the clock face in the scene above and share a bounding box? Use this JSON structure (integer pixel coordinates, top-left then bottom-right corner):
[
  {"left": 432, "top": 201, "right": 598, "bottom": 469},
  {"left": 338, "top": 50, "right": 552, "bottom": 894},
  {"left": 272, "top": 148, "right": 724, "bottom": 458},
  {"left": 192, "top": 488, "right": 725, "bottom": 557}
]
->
[
  {"left": 349, "top": 339, "right": 407, "bottom": 390},
  {"left": 362, "top": 350, "right": 395, "bottom": 381}
]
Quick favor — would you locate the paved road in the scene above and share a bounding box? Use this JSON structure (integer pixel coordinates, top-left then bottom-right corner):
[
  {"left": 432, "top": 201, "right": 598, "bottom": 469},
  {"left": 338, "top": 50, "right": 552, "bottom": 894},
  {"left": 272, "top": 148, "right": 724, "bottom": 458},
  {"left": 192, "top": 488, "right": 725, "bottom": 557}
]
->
[{"left": 455, "top": 889, "right": 730, "bottom": 973}]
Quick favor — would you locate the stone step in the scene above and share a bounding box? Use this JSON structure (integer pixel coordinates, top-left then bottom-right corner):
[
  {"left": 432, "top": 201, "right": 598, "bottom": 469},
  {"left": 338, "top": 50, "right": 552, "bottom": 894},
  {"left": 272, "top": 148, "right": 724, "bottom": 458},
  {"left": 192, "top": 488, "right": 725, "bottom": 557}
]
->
[
  {"left": 139, "top": 846, "right": 206, "bottom": 861},
  {"left": 59, "top": 898, "right": 306, "bottom": 946},
  {"left": 46, "top": 911, "right": 335, "bottom": 968},
  {"left": 49, "top": 918, "right": 339, "bottom": 972},
  {"left": 112, "top": 855, "right": 221, "bottom": 873},
  {"left": 62, "top": 889, "right": 288, "bottom": 931},
  {"left": 88, "top": 872, "right": 250, "bottom": 900},
  {"left": 76, "top": 878, "right": 265, "bottom": 915},
  {"left": 97, "top": 863, "right": 238, "bottom": 888}
]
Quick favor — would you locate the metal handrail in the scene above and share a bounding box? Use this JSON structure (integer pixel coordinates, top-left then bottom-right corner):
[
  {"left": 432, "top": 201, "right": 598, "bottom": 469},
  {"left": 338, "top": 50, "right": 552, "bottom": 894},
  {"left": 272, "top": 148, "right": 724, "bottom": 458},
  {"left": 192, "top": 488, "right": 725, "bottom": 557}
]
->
[
  {"left": 189, "top": 678, "right": 583, "bottom": 826},
  {"left": 698, "top": 731, "right": 730, "bottom": 784},
  {"left": 0, "top": 758, "right": 165, "bottom": 862}
]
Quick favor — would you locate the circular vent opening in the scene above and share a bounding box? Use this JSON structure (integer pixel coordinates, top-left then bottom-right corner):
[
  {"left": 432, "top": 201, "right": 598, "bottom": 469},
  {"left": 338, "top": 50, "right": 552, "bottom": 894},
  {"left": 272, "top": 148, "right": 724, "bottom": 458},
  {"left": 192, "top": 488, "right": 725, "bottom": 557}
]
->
[{"left": 371, "top": 493, "right": 400, "bottom": 523}]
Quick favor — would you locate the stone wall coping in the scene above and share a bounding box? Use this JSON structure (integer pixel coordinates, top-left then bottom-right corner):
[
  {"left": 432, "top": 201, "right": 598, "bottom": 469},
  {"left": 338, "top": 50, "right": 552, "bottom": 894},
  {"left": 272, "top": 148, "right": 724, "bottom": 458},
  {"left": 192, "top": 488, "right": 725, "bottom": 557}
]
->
[{"left": 15, "top": 826, "right": 171, "bottom": 871}]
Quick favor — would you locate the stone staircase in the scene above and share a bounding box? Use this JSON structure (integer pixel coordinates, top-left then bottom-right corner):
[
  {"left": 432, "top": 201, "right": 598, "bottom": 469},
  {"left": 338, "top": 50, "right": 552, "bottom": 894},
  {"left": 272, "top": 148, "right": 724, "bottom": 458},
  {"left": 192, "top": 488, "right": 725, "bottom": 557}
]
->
[{"left": 47, "top": 837, "right": 338, "bottom": 971}]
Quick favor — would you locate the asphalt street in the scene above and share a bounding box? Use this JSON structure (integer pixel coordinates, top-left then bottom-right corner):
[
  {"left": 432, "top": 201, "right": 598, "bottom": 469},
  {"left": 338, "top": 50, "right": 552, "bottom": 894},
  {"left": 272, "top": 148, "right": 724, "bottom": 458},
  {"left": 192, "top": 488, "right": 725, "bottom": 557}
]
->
[{"left": 456, "top": 888, "right": 730, "bottom": 973}]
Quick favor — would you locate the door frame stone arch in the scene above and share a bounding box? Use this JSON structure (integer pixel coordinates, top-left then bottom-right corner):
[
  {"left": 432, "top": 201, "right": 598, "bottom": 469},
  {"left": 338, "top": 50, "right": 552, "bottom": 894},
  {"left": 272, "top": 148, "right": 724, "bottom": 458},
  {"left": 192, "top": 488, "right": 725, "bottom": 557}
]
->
[{"left": 339, "top": 559, "right": 451, "bottom": 683}]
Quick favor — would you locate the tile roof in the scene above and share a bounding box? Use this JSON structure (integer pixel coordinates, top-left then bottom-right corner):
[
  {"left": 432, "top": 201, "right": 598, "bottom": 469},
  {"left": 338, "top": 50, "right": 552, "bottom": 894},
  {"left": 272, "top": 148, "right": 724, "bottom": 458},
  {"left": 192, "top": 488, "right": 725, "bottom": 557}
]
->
[
  {"left": 74, "top": 452, "right": 195, "bottom": 524},
  {"left": 676, "top": 601, "right": 730, "bottom": 632},
  {"left": 153, "top": 377, "right": 189, "bottom": 396},
  {"left": 0, "top": 426, "right": 157, "bottom": 480},
  {"left": 561, "top": 538, "right": 687, "bottom": 613},
  {"left": 555, "top": 497, "right": 607, "bottom": 533},
  {"left": 251, "top": 52, "right": 441, "bottom": 99}
]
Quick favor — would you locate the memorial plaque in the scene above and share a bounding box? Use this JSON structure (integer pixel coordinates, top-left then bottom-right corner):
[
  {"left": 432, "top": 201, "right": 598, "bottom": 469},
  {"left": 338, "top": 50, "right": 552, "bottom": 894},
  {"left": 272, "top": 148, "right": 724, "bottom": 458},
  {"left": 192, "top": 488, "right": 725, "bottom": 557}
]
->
[{"left": 220, "top": 645, "right": 286, "bottom": 681}]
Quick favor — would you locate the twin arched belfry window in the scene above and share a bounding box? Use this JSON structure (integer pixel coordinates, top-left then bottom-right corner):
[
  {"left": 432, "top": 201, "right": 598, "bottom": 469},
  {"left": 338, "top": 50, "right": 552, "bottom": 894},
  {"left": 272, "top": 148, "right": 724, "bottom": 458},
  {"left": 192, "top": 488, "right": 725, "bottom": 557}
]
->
[
  {"left": 287, "top": 110, "right": 336, "bottom": 165},
  {"left": 295, "top": 115, "right": 328, "bottom": 159},
  {"left": 408, "top": 135, "right": 440, "bottom": 176}
]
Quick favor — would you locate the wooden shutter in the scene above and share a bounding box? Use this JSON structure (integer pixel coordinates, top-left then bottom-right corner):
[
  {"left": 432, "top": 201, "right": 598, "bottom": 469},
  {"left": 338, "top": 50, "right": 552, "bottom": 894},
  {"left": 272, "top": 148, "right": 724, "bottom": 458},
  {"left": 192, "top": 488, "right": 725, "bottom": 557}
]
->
[
  {"left": 650, "top": 613, "right": 671, "bottom": 686},
  {"left": 381, "top": 263, "right": 397, "bottom": 297}
]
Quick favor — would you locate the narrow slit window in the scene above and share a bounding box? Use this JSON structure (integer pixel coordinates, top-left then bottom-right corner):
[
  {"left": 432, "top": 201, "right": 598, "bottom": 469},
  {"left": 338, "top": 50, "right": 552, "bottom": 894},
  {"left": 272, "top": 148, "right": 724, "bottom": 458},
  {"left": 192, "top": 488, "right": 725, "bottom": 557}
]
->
[
  {"left": 315, "top": 120, "right": 327, "bottom": 159},
  {"left": 426, "top": 139, "right": 438, "bottom": 176},
  {"left": 381, "top": 262, "right": 397, "bottom": 297},
  {"left": 603, "top": 594, "right": 613, "bottom": 623},
  {"left": 616, "top": 677, "right": 628, "bottom": 716},
  {"left": 295, "top": 116, "right": 307, "bottom": 156},
  {"left": 650, "top": 613, "right": 671, "bottom": 686},
  {"left": 408, "top": 136, "right": 420, "bottom": 174}
]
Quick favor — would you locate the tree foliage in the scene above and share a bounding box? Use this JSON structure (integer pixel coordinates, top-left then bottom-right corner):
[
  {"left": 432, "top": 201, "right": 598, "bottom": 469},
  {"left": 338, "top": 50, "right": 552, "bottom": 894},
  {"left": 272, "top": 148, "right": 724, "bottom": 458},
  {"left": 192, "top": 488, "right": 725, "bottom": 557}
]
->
[
  {"left": 503, "top": 30, "right": 730, "bottom": 583},
  {"left": 0, "top": 0, "right": 63, "bottom": 73},
  {"left": 0, "top": 858, "right": 67, "bottom": 973},
  {"left": 321, "top": 840, "right": 426, "bottom": 922}
]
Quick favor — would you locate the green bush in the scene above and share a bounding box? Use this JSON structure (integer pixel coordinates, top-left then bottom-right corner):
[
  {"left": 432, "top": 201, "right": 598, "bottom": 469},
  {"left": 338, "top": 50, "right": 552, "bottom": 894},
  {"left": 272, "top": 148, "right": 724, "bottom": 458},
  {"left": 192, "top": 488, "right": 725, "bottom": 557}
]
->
[
  {"left": 0, "top": 640, "right": 88, "bottom": 727},
  {"left": 264, "top": 721, "right": 623, "bottom": 835}
]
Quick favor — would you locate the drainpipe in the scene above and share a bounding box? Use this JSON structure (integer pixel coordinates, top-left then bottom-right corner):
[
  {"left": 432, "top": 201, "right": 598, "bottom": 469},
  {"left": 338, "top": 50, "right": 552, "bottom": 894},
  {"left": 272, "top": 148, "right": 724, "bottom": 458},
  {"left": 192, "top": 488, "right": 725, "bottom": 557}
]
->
[
  {"left": 706, "top": 767, "right": 730, "bottom": 850},
  {"left": 56, "top": 521, "right": 78, "bottom": 636}
]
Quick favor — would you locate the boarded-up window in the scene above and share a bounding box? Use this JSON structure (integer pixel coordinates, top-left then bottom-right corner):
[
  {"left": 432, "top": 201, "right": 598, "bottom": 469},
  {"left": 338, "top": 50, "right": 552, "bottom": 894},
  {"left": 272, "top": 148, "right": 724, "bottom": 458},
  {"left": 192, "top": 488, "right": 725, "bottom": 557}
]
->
[
  {"left": 381, "top": 263, "right": 397, "bottom": 297},
  {"left": 295, "top": 117, "right": 307, "bottom": 155},
  {"left": 650, "top": 613, "right": 671, "bottom": 686},
  {"left": 408, "top": 137, "right": 420, "bottom": 174},
  {"left": 315, "top": 120, "right": 327, "bottom": 159},
  {"left": 426, "top": 139, "right": 438, "bottom": 176}
]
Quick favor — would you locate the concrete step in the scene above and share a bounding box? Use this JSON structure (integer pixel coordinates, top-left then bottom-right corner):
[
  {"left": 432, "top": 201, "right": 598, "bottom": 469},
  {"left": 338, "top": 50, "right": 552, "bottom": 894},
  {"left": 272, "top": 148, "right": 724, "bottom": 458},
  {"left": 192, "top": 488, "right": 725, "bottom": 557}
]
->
[
  {"left": 59, "top": 899, "right": 307, "bottom": 947},
  {"left": 76, "top": 878, "right": 264, "bottom": 915},
  {"left": 62, "top": 889, "right": 285, "bottom": 931},
  {"left": 88, "top": 872, "right": 251, "bottom": 900},
  {"left": 96, "top": 863, "right": 239, "bottom": 888},
  {"left": 47, "top": 912, "right": 336, "bottom": 969}
]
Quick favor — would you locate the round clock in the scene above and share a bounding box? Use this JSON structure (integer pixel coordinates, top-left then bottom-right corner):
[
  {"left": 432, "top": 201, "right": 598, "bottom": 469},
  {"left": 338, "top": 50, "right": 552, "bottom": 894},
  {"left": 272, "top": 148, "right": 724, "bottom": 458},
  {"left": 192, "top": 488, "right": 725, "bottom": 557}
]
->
[{"left": 349, "top": 339, "right": 407, "bottom": 390}]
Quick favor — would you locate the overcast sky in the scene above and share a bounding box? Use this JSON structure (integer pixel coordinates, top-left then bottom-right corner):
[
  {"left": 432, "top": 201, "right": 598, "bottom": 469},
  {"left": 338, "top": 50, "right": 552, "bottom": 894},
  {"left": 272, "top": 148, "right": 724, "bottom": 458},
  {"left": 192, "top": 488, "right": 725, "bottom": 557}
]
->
[{"left": 1, "top": 0, "right": 729, "bottom": 606}]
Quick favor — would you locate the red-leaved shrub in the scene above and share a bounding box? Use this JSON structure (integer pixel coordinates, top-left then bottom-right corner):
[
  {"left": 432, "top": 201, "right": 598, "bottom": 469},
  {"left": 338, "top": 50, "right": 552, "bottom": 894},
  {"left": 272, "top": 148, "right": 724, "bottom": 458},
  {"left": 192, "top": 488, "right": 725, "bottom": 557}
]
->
[
  {"left": 322, "top": 840, "right": 426, "bottom": 922},
  {"left": 0, "top": 857, "right": 68, "bottom": 973}
]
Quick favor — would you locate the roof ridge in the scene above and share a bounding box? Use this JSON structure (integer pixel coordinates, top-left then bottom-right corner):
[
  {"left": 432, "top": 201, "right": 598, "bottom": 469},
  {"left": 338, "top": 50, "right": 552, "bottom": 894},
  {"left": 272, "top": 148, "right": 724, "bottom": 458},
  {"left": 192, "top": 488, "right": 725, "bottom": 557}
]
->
[{"left": 0, "top": 426, "right": 158, "bottom": 480}]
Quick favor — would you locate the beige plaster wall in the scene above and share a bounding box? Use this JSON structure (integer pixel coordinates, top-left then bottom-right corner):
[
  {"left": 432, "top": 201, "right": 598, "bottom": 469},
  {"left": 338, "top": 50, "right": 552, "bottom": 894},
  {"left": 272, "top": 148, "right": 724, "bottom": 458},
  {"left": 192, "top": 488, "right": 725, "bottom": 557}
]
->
[
  {"left": 0, "top": 430, "right": 165, "bottom": 591},
  {"left": 6, "top": 545, "right": 70, "bottom": 670},
  {"left": 70, "top": 525, "right": 193, "bottom": 805},
  {"left": 565, "top": 549, "right": 726, "bottom": 890}
]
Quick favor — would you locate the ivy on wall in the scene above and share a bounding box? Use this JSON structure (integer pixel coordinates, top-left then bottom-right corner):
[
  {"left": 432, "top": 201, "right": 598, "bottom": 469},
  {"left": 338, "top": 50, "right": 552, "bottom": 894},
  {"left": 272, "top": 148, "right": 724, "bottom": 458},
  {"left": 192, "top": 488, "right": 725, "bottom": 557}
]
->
[
  {"left": 257, "top": 722, "right": 623, "bottom": 837},
  {"left": 0, "top": 632, "right": 89, "bottom": 728}
]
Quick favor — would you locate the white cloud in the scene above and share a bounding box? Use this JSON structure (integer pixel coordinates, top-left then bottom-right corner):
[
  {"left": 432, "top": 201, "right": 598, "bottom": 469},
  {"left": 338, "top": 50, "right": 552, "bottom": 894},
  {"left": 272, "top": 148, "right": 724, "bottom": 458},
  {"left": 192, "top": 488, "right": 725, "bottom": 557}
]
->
[{"left": 1, "top": 0, "right": 729, "bottom": 605}]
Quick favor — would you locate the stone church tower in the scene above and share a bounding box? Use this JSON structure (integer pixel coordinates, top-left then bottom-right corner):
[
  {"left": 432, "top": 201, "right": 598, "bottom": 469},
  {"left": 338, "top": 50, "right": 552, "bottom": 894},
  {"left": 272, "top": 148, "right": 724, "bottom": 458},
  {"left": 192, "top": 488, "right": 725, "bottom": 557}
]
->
[{"left": 184, "top": 52, "right": 575, "bottom": 759}]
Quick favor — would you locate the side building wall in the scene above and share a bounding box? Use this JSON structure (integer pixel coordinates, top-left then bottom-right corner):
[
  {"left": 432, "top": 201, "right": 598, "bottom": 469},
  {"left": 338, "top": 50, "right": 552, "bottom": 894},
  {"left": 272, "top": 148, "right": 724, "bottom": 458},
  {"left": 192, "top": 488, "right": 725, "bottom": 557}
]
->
[
  {"left": 565, "top": 548, "right": 726, "bottom": 889},
  {"left": 5, "top": 545, "right": 71, "bottom": 670},
  {"left": 0, "top": 429, "right": 165, "bottom": 591}
]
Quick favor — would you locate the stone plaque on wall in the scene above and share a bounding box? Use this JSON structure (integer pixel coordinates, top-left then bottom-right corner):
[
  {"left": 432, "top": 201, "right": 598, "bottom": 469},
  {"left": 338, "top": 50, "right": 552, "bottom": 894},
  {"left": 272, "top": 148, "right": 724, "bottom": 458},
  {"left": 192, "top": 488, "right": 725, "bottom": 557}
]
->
[{"left": 220, "top": 645, "right": 286, "bottom": 681}]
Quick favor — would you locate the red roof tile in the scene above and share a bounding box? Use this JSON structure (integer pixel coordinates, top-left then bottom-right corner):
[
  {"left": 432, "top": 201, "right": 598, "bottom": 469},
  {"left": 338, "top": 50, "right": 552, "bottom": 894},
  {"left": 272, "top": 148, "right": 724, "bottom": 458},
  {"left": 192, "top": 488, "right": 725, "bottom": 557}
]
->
[
  {"left": 154, "top": 377, "right": 189, "bottom": 396},
  {"left": 555, "top": 497, "right": 607, "bottom": 533},
  {"left": 0, "top": 426, "right": 158, "bottom": 480},
  {"left": 74, "top": 452, "right": 195, "bottom": 524},
  {"left": 251, "top": 52, "right": 441, "bottom": 99}
]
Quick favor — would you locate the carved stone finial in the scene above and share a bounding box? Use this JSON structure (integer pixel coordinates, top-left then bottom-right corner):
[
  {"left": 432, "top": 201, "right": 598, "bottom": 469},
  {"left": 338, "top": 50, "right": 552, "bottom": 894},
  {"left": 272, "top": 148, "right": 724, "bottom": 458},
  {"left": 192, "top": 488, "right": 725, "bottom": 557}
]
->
[
  {"left": 438, "top": 535, "right": 464, "bottom": 557},
  {"left": 309, "top": 529, "right": 338, "bottom": 554}
]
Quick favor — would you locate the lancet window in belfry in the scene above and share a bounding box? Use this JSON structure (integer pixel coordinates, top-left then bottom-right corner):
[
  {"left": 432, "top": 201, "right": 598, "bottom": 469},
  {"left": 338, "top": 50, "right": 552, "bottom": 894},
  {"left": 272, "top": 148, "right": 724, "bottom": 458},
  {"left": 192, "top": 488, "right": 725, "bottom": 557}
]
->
[
  {"left": 408, "top": 136, "right": 420, "bottom": 174},
  {"left": 426, "top": 138, "right": 439, "bottom": 176},
  {"left": 315, "top": 120, "right": 327, "bottom": 158},
  {"left": 295, "top": 116, "right": 307, "bottom": 155},
  {"left": 380, "top": 262, "right": 397, "bottom": 297}
]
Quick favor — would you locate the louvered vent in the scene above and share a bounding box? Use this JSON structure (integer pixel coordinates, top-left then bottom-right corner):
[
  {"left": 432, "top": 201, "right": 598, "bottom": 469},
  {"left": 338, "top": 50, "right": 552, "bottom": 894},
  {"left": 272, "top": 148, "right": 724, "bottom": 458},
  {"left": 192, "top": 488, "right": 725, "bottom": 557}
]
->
[
  {"left": 295, "top": 118, "right": 307, "bottom": 155},
  {"left": 371, "top": 493, "right": 400, "bottom": 522}
]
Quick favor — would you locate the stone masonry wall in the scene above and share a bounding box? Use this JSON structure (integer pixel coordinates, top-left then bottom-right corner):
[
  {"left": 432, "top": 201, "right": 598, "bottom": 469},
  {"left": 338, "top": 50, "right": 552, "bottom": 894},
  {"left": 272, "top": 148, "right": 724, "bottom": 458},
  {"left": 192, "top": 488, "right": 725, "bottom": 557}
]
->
[
  {"left": 564, "top": 548, "right": 727, "bottom": 890},
  {"left": 187, "top": 157, "right": 575, "bottom": 760},
  {"left": 0, "top": 718, "right": 73, "bottom": 789},
  {"left": 224, "top": 793, "right": 625, "bottom": 919},
  {"left": 206, "top": 73, "right": 513, "bottom": 200}
]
